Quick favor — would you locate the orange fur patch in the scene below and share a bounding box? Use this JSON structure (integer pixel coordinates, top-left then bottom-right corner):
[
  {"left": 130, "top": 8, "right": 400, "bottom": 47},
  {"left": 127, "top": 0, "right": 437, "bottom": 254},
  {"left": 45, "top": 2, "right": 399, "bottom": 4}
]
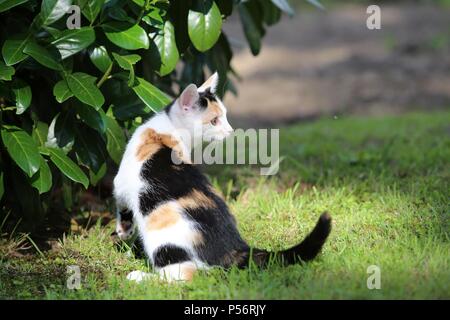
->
[
  {"left": 136, "top": 128, "right": 182, "bottom": 162},
  {"left": 178, "top": 189, "right": 215, "bottom": 209},
  {"left": 181, "top": 264, "right": 197, "bottom": 281},
  {"left": 146, "top": 203, "right": 181, "bottom": 231},
  {"left": 202, "top": 100, "right": 223, "bottom": 124}
]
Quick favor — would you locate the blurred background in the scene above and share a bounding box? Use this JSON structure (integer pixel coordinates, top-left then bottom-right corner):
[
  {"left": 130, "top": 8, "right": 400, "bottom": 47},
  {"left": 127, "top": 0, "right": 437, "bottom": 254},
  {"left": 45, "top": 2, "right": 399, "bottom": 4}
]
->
[{"left": 223, "top": 0, "right": 450, "bottom": 128}]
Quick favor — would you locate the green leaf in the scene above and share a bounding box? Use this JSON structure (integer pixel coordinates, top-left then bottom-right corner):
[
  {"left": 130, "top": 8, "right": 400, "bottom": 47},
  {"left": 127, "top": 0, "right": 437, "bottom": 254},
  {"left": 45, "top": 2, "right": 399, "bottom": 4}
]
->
[
  {"left": 74, "top": 126, "right": 106, "bottom": 173},
  {"left": 112, "top": 52, "right": 140, "bottom": 86},
  {"left": 305, "top": 0, "right": 324, "bottom": 10},
  {"left": 65, "top": 72, "right": 105, "bottom": 109},
  {"left": 262, "top": 0, "right": 282, "bottom": 26},
  {"left": 0, "top": 0, "right": 28, "bottom": 13},
  {"left": 54, "top": 109, "right": 76, "bottom": 148},
  {"left": 105, "top": 6, "right": 132, "bottom": 22},
  {"left": 75, "top": 102, "right": 106, "bottom": 133},
  {"left": 40, "top": 0, "right": 73, "bottom": 26},
  {"left": 132, "top": 77, "right": 171, "bottom": 113},
  {"left": 53, "top": 79, "right": 74, "bottom": 103},
  {"left": 51, "top": 27, "right": 95, "bottom": 59},
  {"left": 89, "top": 163, "right": 106, "bottom": 186},
  {"left": 12, "top": 79, "right": 32, "bottom": 114},
  {"left": 102, "top": 22, "right": 149, "bottom": 50},
  {"left": 1, "top": 126, "right": 42, "bottom": 177},
  {"left": 104, "top": 115, "right": 125, "bottom": 164},
  {"left": 112, "top": 53, "right": 141, "bottom": 69},
  {"left": 170, "top": 0, "right": 190, "bottom": 53},
  {"left": 32, "top": 121, "right": 49, "bottom": 147},
  {"left": 188, "top": 0, "right": 222, "bottom": 52},
  {"left": 81, "top": 0, "right": 105, "bottom": 23},
  {"left": 46, "top": 113, "right": 74, "bottom": 151},
  {"left": 103, "top": 79, "right": 148, "bottom": 120},
  {"left": 2, "top": 37, "right": 30, "bottom": 66},
  {"left": 206, "top": 33, "right": 232, "bottom": 97},
  {"left": 23, "top": 41, "right": 62, "bottom": 70},
  {"left": 238, "top": 2, "right": 263, "bottom": 56},
  {"left": 142, "top": 8, "right": 164, "bottom": 28},
  {"left": 216, "top": 0, "right": 233, "bottom": 17},
  {"left": 47, "top": 147, "right": 89, "bottom": 189},
  {"left": 0, "top": 172, "right": 4, "bottom": 200},
  {"left": 154, "top": 21, "right": 179, "bottom": 76},
  {"left": 112, "top": 96, "right": 147, "bottom": 120},
  {"left": 43, "top": 26, "right": 62, "bottom": 39},
  {"left": 0, "top": 60, "right": 15, "bottom": 80},
  {"left": 30, "top": 157, "right": 52, "bottom": 194},
  {"left": 89, "top": 46, "right": 112, "bottom": 73},
  {"left": 271, "top": 0, "right": 295, "bottom": 16}
]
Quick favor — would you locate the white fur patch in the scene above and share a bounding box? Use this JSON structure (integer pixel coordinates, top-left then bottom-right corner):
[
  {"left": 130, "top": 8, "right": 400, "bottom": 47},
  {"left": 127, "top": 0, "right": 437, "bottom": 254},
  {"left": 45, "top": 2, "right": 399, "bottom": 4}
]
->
[
  {"left": 126, "top": 270, "right": 155, "bottom": 283},
  {"left": 158, "top": 261, "right": 198, "bottom": 282}
]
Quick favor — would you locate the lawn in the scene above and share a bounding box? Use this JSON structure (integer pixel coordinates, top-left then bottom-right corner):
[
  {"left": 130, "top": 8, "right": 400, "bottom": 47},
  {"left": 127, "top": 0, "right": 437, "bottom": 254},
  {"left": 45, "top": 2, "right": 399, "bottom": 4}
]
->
[{"left": 0, "top": 111, "right": 449, "bottom": 299}]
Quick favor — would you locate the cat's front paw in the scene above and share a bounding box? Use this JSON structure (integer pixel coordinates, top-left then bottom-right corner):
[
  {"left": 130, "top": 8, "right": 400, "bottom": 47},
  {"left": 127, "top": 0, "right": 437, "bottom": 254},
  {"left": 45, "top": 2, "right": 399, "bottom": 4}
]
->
[{"left": 126, "top": 270, "right": 153, "bottom": 283}]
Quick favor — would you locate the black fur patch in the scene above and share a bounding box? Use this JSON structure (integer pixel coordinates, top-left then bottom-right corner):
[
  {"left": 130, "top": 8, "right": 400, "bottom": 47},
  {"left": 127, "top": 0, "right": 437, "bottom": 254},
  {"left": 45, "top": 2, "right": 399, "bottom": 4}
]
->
[
  {"left": 153, "top": 245, "right": 191, "bottom": 268},
  {"left": 198, "top": 88, "right": 216, "bottom": 109},
  {"left": 202, "top": 88, "right": 216, "bottom": 100},
  {"left": 139, "top": 146, "right": 249, "bottom": 268},
  {"left": 131, "top": 237, "right": 146, "bottom": 259},
  {"left": 139, "top": 147, "right": 211, "bottom": 214},
  {"left": 184, "top": 205, "right": 249, "bottom": 267},
  {"left": 119, "top": 209, "right": 133, "bottom": 221}
]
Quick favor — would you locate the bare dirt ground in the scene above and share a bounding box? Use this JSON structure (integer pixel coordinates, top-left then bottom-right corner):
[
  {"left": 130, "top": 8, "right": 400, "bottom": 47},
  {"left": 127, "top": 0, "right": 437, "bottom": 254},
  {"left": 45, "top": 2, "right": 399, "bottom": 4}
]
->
[{"left": 222, "top": 4, "right": 450, "bottom": 127}]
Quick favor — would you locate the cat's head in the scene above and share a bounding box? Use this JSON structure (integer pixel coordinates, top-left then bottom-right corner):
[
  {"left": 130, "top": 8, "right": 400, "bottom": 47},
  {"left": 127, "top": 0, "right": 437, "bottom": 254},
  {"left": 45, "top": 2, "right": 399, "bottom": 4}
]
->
[{"left": 168, "top": 72, "right": 233, "bottom": 143}]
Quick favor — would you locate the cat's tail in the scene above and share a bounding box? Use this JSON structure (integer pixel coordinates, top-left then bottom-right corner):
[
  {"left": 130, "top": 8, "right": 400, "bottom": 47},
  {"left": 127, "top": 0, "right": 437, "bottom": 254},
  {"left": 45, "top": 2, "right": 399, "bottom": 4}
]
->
[{"left": 243, "top": 212, "right": 332, "bottom": 267}]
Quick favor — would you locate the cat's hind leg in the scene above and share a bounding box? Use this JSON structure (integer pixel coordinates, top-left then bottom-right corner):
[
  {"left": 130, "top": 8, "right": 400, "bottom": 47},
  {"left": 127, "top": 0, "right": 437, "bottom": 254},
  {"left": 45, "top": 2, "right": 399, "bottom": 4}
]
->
[
  {"left": 157, "top": 261, "right": 198, "bottom": 282},
  {"left": 126, "top": 262, "right": 197, "bottom": 283},
  {"left": 127, "top": 243, "right": 200, "bottom": 283}
]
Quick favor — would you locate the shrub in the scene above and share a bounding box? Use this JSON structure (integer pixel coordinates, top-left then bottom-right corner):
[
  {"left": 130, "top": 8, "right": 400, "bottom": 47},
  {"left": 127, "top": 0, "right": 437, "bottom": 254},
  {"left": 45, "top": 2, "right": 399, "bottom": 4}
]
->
[{"left": 0, "top": 0, "right": 295, "bottom": 231}]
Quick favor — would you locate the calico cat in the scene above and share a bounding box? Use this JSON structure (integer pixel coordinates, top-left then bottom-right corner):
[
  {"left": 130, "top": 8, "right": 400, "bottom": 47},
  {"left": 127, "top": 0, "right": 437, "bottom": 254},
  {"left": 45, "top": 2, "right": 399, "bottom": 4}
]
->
[{"left": 113, "top": 72, "right": 332, "bottom": 282}]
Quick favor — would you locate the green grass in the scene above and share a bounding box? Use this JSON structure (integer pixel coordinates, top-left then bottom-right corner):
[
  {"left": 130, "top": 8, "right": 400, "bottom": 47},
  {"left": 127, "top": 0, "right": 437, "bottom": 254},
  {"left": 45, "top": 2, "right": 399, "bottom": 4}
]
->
[{"left": 1, "top": 111, "right": 449, "bottom": 299}]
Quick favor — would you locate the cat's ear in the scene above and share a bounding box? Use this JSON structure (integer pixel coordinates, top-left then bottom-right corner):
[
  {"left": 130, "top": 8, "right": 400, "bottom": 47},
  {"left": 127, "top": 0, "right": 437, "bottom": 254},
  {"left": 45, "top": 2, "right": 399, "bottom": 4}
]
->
[
  {"left": 198, "top": 72, "right": 219, "bottom": 94},
  {"left": 179, "top": 84, "right": 199, "bottom": 112}
]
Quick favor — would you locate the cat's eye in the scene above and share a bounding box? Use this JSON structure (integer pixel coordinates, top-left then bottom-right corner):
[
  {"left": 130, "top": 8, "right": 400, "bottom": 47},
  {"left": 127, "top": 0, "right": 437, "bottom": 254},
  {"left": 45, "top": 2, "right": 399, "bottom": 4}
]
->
[{"left": 211, "top": 117, "right": 218, "bottom": 126}]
